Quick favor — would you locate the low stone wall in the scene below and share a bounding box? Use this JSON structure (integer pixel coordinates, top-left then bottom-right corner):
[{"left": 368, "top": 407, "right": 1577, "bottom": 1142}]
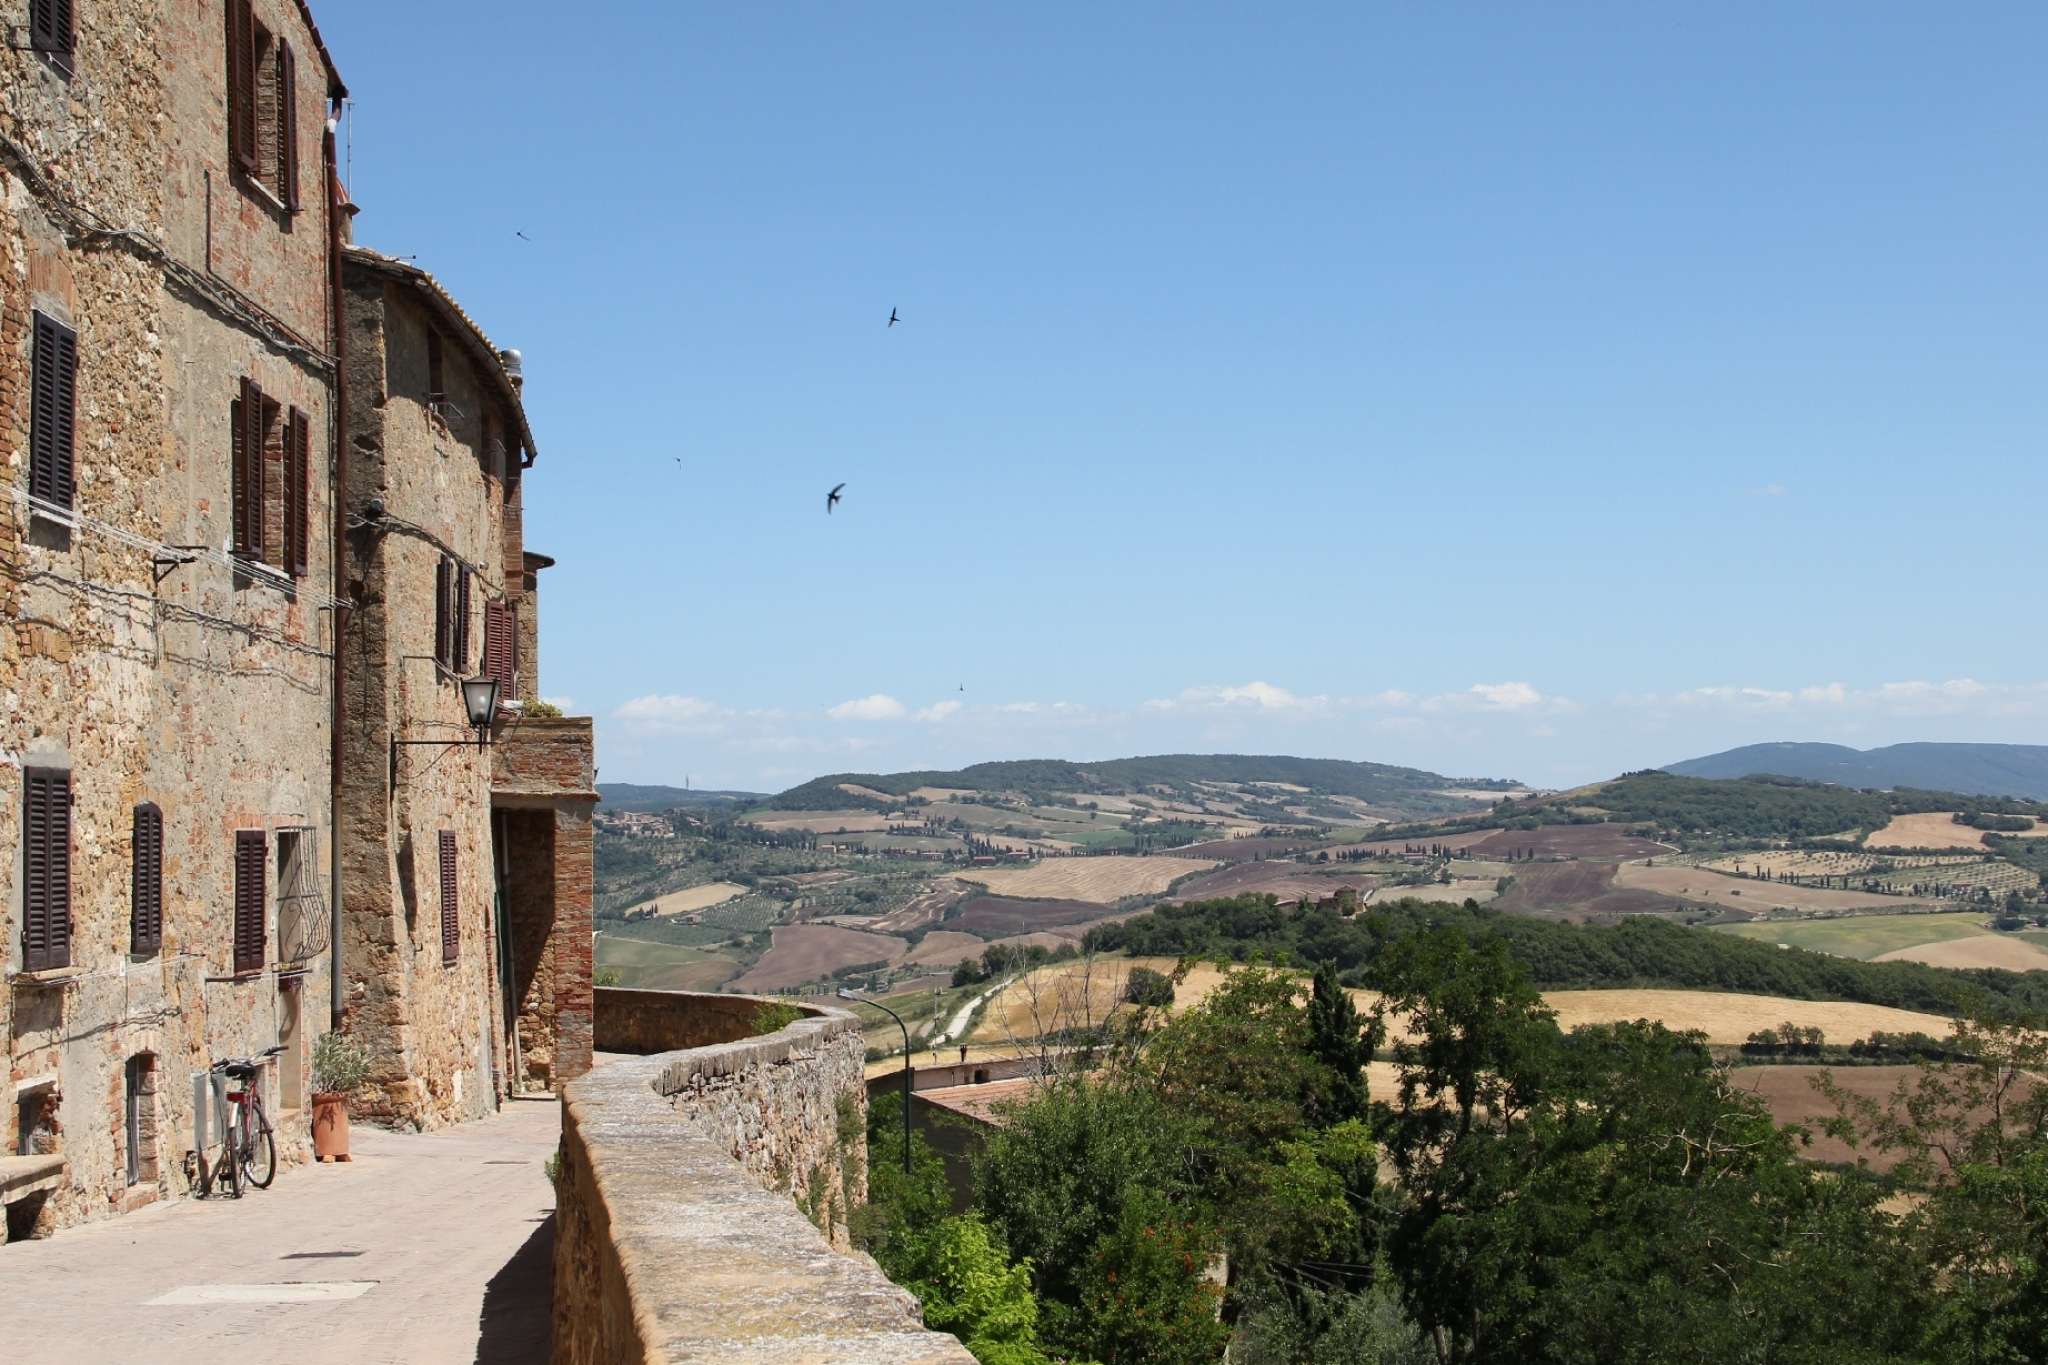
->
[{"left": 557, "top": 989, "right": 974, "bottom": 1365}]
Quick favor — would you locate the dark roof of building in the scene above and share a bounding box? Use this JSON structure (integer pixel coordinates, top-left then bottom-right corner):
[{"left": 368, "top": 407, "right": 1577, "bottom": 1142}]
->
[
  {"left": 292, "top": 0, "right": 348, "bottom": 99},
  {"left": 341, "top": 245, "right": 538, "bottom": 465}
]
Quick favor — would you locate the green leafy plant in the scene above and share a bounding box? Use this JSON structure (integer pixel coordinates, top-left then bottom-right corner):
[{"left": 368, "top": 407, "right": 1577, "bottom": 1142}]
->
[
  {"left": 311, "top": 1031, "right": 372, "bottom": 1096},
  {"left": 521, "top": 699, "right": 564, "bottom": 718},
  {"left": 756, "top": 1001, "right": 805, "bottom": 1035},
  {"left": 595, "top": 968, "right": 622, "bottom": 988}
]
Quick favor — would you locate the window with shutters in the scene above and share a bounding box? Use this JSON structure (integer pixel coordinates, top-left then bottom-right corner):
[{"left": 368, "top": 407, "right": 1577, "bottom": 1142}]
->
[
  {"left": 22, "top": 768, "right": 72, "bottom": 973},
  {"left": 131, "top": 803, "right": 164, "bottom": 956},
  {"left": 224, "top": 0, "right": 301, "bottom": 211},
  {"left": 438, "top": 830, "right": 459, "bottom": 964},
  {"left": 230, "top": 379, "right": 294, "bottom": 570},
  {"left": 233, "top": 829, "right": 267, "bottom": 975},
  {"left": 483, "top": 599, "right": 518, "bottom": 702},
  {"left": 434, "top": 554, "right": 470, "bottom": 673},
  {"left": 29, "top": 311, "right": 77, "bottom": 515},
  {"left": 29, "top": 0, "right": 74, "bottom": 75}
]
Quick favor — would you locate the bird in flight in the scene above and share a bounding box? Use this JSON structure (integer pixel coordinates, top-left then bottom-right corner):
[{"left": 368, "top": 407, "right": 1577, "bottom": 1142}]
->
[
  {"left": 827, "top": 483, "right": 845, "bottom": 514},
  {"left": 888, "top": 308, "right": 900, "bottom": 328},
  {"left": 516, "top": 230, "right": 531, "bottom": 241}
]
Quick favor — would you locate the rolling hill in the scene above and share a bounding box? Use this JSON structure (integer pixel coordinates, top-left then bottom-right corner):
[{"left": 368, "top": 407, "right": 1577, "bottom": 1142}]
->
[{"left": 1664, "top": 742, "right": 2048, "bottom": 801}]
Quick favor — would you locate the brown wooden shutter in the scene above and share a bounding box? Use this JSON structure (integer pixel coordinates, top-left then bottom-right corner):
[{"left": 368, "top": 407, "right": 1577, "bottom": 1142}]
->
[
  {"left": 31, "top": 0, "right": 73, "bottom": 73},
  {"left": 455, "top": 567, "right": 472, "bottom": 672},
  {"left": 131, "top": 804, "right": 164, "bottom": 955},
  {"left": 278, "top": 39, "right": 301, "bottom": 210},
  {"left": 233, "top": 377, "right": 265, "bottom": 558},
  {"left": 484, "top": 600, "right": 518, "bottom": 700},
  {"left": 438, "top": 830, "right": 459, "bottom": 964},
  {"left": 284, "top": 407, "right": 310, "bottom": 577},
  {"left": 434, "top": 556, "right": 452, "bottom": 668},
  {"left": 229, "top": 0, "right": 259, "bottom": 177},
  {"left": 30, "top": 312, "right": 77, "bottom": 509},
  {"left": 22, "top": 769, "right": 72, "bottom": 973},
  {"left": 234, "top": 829, "right": 267, "bottom": 973}
]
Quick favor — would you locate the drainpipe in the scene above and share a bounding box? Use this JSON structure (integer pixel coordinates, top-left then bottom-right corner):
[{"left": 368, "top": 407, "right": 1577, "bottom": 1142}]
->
[{"left": 325, "top": 117, "right": 348, "bottom": 1031}]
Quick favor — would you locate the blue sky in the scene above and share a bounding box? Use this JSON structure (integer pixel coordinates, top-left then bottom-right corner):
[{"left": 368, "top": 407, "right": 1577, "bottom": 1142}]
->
[{"left": 318, "top": 2, "right": 2048, "bottom": 792}]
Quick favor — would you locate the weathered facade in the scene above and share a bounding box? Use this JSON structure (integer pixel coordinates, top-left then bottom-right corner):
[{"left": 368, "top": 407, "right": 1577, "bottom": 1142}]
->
[
  {"left": 338, "top": 246, "right": 593, "bottom": 1125},
  {"left": 1, "top": 0, "right": 594, "bottom": 1237},
  {"left": 2, "top": 0, "right": 347, "bottom": 1235}
]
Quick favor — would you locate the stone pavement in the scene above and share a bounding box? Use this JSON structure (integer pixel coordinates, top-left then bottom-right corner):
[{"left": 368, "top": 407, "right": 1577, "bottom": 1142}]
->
[{"left": 0, "top": 1095, "right": 560, "bottom": 1365}]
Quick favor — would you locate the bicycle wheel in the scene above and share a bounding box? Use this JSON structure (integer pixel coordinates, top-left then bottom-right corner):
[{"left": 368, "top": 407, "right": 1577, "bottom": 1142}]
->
[{"left": 242, "top": 1104, "right": 277, "bottom": 1189}]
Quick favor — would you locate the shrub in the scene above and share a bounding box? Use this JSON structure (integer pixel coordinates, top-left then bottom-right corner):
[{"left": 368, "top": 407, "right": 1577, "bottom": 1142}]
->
[
  {"left": 311, "top": 1031, "right": 373, "bottom": 1096},
  {"left": 755, "top": 1001, "right": 805, "bottom": 1035}
]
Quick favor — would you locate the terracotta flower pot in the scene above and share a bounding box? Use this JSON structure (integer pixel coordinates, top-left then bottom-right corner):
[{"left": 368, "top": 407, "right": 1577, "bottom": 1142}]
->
[{"left": 312, "top": 1092, "right": 352, "bottom": 1162}]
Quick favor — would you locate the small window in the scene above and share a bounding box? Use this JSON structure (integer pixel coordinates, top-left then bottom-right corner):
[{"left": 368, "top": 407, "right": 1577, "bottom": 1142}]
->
[
  {"left": 125, "top": 1055, "right": 158, "bottom": 1187},
  {"left": 30, "top": 0, "right": 75, "bottom": 75},
  {"left": 234, "top": 829, "right": 267, "bottom": 975},
  {"left": 131, "top": 803, "right": 164, "bottom": 955},
  {"left": 29, "top": 311, "right": 77, "bottom": 512},
  {"left": 434, "top": 555, "right": 470, "bottom": 672},
  {"left": 427, "top": 330, "right": 445, "bottom": 414},
  {"left": 22, "top": 768, "right": 72, "bottom": 973},
  {"left": 438, "top": 830, "right": 459, "bottom": 964}
]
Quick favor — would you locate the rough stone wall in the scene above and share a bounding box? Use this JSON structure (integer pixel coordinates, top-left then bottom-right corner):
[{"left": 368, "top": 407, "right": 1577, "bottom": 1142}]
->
[
  {"left": 555, "top": 995, "right": 972, "bottom": 1365},
  {"left": 338, "top": 267, "right": 507, "bottom": 1130},
  {"left": 2, "top": 0, "right": 340, "bottom": 1235},
  {"left": 492, "top": 717, "right": 595, "bottom": 1088}
]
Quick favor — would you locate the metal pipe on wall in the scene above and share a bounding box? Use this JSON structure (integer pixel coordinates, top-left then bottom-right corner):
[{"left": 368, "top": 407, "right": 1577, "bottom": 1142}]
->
[{"left": 325, "top": 118, "right": 348, "bottom": 1030}]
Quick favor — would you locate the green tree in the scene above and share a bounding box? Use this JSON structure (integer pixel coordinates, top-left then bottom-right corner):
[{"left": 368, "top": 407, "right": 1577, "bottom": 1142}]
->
[
  {"left": 1306, "top": 959, "right": 1376, "bottom": 1127},
  {"left": 1076, "top": 1195, "right": 1229, "bottom": 1365},
  {"left": 890, "top": 1214, "right": 1056, "bottom": 1365}
]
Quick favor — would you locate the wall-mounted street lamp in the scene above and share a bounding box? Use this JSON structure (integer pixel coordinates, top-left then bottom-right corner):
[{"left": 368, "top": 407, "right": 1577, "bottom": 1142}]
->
[
  {"left": 390, "top": 674, "right": 502, "bottom": 788},
  {"left": 840, "top": 987, "right": 913, "bottom": 1175}
]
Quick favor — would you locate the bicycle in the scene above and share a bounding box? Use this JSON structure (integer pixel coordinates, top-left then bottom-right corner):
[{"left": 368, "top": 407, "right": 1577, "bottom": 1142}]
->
[{"left": 202, "top": 1045, "right": 284, "bottom": 1198}]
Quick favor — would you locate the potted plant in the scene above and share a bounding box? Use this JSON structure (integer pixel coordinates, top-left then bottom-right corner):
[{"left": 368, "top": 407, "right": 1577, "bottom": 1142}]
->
[{"left": 310, "top": 1032, "right": 371, "bottom": 1163}]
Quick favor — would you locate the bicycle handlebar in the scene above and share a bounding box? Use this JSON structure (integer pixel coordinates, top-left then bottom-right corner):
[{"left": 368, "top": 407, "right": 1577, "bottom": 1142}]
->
[{"left": 212, "top": 1044, "right": 288, "bottom": 1074}]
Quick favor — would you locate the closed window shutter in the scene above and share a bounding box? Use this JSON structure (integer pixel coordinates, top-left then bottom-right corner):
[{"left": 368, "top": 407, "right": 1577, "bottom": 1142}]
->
[
  {"left": 278, "top": 40, "right": 301, "bottom": 210},
  {"left": 455, "top": 567, "right": 472, "bottom": 672},
  {"left": 228, "top": 0, "right": 259, "bottom": 177},
  {"left": 30, "top": 312, "right": 78, "bottom": 510},
  {"left": 438, "top": 830, "right": 459, "bottom": 964},
  {"left": 484, "top": 600, "right": 518, "bottom": 700},
  {"left": 23, "top": 769, "right": 73, "bottom": 973},
  {"left": 434, "top": 556, "right": 452, "bottom": 668},
  {"left": 234, "top": 829, "right": 267, "bottom": 974},
  {"left": 234, "top": 377, "right": 265, "bottom": 559},
  {"left": 31, "top": 0, "right": 75, "bottom": 72},
  {"left": 284, "top": 407, "right": 310, "bottom": 577},
  {"left": 132, "top": 804, "right": 164, "bottom": 954}
]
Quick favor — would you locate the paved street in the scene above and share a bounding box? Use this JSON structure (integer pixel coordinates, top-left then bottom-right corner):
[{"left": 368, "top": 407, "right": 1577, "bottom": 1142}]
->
[{"left": 0, "top": 1096, "right": 559, "bottom": 1365}]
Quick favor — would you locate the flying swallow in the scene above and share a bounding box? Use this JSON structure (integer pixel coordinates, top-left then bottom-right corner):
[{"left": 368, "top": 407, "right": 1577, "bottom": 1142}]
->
[
  {"left": 827, "top": 483, "right": 845, "bottom": 513},
  {"left": 888, "top": 308, "right": 900, "bottom": 328}
]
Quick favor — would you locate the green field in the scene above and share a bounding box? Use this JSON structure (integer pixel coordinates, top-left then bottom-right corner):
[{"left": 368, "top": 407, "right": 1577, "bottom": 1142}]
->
[{"left": 1711, "top": 911, "right": 1993, "bottom": 961}]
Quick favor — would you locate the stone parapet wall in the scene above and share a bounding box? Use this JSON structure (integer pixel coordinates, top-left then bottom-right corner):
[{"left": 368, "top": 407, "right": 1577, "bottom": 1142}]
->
[{"left": 557, "top": 990, "right": 974, "bottom": 1365}]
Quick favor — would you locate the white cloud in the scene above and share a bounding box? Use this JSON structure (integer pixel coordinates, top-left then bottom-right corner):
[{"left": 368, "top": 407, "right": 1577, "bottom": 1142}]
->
[
  {"left": 1147, "top": 680, "right": 1323, "bottom": 712},
  {"left": 1419, "top": 681, "right": 1573, "bottom": 714},
  {"left": 828, "top": 694, "right": 908, "bottom": 722},
  {"left": 1621, "top": 679, "right": 2048, "bottom": 720},
  {"left": 612, "top": 694, "right": 732, "bottom": 735},
  {"left": 913, "top": 700, "right": 962, "bottom": 723}
]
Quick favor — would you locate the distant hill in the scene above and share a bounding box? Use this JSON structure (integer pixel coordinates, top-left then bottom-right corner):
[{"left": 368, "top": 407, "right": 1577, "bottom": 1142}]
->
[
  {"left": 1663, "top": 742, "right": 2048, "bottom": 801},
  {"left": 596, "top": 783, "right": 765, "bottom": 813},
  {"left": 763, "top": 753, "right": 1520, "bottom": 817}
]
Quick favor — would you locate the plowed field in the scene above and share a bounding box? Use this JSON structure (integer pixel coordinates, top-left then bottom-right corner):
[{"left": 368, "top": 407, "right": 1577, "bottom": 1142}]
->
[
  {"left": 1470, "top": 826, "right": 1672, "bottom": 860},
  {"left": 951, "top": 897, "right": 1112, "bottom": 936},
  {"left": 1615, "top": 863, "right": 1934, "bottom": 913},
  {"left": 729, "top": 924, "right": 908, "bottom": 992},
  {"left": 1542, "top": 989, "right": 1951, "bottom": 1046},
  {"left": 1874, "top": 934, "right": 2048, "bottom": 971},
  {"left": 903, "top": 930, "right": 990, "bottom": 969},
  {"left": 1173, "top": 862, "right": 1371, "bottom": 903},
  {"left": 1491, "top": 863, "right": 1676, "bottom": 919},
  {"left": 966, "top": 856, "right": 1214, "bottom": 903}
]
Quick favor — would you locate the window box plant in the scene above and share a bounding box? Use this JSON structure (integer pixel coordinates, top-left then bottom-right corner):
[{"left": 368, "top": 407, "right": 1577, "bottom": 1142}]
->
[{"left": 310, "top": 1032, "right": 371, "bottom": 1163}]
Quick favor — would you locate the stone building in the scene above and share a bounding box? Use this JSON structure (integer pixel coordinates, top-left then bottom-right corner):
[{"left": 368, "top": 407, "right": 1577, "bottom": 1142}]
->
[
  {"left": 1, "top": 0, "right": 595, "bottom": 1237},
  {"left": 2, "top": 0, "right": 348, "bottom": 1235},
  {"left": 337, "top": 246, "right": 594, "bottom": 1127}
]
